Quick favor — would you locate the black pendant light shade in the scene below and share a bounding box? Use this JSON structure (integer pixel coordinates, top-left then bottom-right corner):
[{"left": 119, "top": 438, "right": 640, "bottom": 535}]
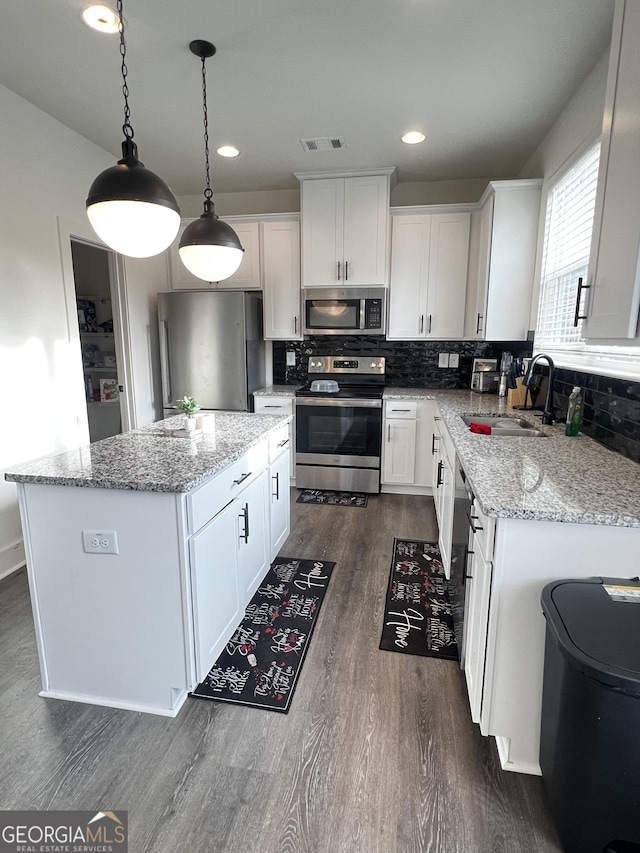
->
[
  {"left": 85, "top": 0, "right": 180, "bottom": 258},
  {"left": 178, "top": 39, "right": 243, "bottom": 282}
]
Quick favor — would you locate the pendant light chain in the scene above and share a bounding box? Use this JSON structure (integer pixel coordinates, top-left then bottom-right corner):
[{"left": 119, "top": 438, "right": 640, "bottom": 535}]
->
[
  {"left": 117, "top": 0, "right": 133, "bottom": 140},
  {"left": 200, "top": 55, "right": 213, "bottom": 203}
]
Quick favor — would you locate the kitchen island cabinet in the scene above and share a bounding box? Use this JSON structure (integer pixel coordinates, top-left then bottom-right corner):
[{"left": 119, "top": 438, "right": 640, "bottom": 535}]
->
[
  {"left": 430, "top": 391, "right": 640, "bottom": 775},
  {"left": 5, "top": 412, "right": 291, "bottom": 717}
]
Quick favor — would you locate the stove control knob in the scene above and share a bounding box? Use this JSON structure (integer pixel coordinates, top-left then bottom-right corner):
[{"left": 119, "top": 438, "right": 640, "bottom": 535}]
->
[{"left": 370, "top": 362, "right": 377, "bottom": 368}]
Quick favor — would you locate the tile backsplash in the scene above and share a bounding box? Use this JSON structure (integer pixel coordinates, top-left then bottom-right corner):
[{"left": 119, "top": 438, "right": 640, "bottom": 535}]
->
[
  {"left": 273, "top": 337, "right": 532, "bottom": 390},
  {"left": 273, "top": 339, "right": 640, "bottom": 465},
  {"left": 553, "top": 368, "right": 640, "bottom": 464}
]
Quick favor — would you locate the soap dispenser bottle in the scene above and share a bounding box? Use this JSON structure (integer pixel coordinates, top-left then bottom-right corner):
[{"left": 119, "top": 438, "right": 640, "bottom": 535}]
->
[{"left": 565, "top": 386, "right": 583, "bottom": 436}]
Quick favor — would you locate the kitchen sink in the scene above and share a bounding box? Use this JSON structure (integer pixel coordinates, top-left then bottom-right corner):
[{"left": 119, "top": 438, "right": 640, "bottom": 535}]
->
[{"left": 461, "top": 415, "right": 547, "bottom": 437}]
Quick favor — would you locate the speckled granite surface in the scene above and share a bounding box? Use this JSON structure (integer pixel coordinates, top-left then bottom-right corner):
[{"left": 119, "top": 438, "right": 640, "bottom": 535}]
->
[
  {"left": 424, "top": 390, "right": 640, "bottom": 527},
  {"left": 384, "top": 388, "right": 435, "bottom": 400},
  {"left": 254, "top": 385, "right": 300, "bottom": 397},
  {"left": 4, "top": 413, "right": 291, "bottom": 493}
]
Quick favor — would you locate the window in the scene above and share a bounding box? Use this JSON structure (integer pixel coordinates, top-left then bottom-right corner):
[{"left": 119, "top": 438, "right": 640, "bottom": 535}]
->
[{"left": 535, "top": 141, "right": 601, "bottom": 350}]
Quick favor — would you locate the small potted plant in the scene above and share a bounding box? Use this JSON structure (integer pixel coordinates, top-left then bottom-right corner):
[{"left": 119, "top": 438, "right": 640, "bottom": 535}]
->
[{"left": 172, "top": 395, "right": 200, "bottom": 430}]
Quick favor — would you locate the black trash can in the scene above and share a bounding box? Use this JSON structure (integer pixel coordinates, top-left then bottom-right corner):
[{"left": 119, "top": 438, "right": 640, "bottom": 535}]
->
[{"left": 540, "top": 577, "right": 640, "bottom": 853}]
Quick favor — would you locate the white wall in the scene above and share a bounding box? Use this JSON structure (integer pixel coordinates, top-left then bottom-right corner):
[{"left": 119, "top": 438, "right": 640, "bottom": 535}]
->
[{"left": 0, "top": 84, "right": 167, "bottom": 577}]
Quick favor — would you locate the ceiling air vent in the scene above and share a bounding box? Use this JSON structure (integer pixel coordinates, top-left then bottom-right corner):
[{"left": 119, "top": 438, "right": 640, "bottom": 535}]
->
[{"left": 300, "top": 136, "right": 346, "bottom": 153}]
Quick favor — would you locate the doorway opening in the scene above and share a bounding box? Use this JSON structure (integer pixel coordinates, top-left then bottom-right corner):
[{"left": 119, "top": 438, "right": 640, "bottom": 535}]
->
[{"left": 71, "top": 239, "right": 124, "bottom": 441}]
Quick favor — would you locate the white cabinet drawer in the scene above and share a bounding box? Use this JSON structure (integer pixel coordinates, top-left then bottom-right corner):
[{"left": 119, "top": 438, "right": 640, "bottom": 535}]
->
[
  {"left": 384, "top": 400, "right": 417, "bottom": 419},
  {"left": 268, "top": 423, "right": 291, "bottom": 462},
  {"left": 187, "top": 439, "right": 268, "bottom": 534},
  {"left": 254, "top": 396, "right": 293, "bottom": 415}
]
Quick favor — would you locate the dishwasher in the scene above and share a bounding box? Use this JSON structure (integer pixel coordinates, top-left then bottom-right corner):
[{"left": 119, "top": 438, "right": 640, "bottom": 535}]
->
[{"left": 449, "top": 460, "right": 473, "bottom": 666}]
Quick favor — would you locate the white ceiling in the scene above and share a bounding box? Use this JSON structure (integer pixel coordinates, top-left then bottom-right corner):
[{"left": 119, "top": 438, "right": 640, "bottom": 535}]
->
[{"left": 0, "top": 0, "right": 615, "bottom": 197}]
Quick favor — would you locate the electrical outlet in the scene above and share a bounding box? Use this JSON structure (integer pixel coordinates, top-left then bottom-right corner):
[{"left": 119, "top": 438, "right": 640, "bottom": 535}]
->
[
  {"left": 449, "top": 353, "right": 460, "bottom": 368},
  {"left": 286, "top": 351, "right": 296, "bottom": 367},
  {"left": 82, "top": 530, "right": 119, "bottom": 554},
  {"left": 438, "top": 352, "right": 449, "bottom": 368}
]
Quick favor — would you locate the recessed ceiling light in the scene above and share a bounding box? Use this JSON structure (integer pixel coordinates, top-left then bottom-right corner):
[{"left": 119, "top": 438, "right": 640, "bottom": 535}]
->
[
  {"left": 401, "top": 131, "right": 425, "bottom": 145},
  {"left": 217, "top": 145, "right": 240, "bottom": 158},
  {"left": 81, "top": 5, "right": 119, "bottom": 33}
]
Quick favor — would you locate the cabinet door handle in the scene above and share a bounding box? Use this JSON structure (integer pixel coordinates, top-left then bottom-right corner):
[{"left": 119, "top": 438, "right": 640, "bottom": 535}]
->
[
  {"left": 436, "top": 460, "right": 443, "bottom": 487},
  {"left": 467, "top": 512, "right": 483, "bottom": 533},
  {"left": 294, "top": 316, "right": 298, "bottom": 334},
  {"left": 278, "top": 438, "right": 290, "bottom": 448},
  {"left": 337, "top": 261, "right": 341, "bottom": 281},
  {"left": 391, "top": 408, "right": 411, "bottom": 412},
  {"left": 239, "top": 503, "right": 250, "bottom": 543},
  {"left": 264, "top": 405, "right": 283, "bottom": 409},
  {"left": 428, "top": 315, "right": 432, "bottom": 334},
  {"left": 233, "top": 472, "right": 252, "bottom": 487},
  {"left": 387, "top": 424, "right": 391, "bottom": 442},
  {"left": 345, "top": 261, "right": 349, "bottom": 281},
  {"left": 420, "top": 315, "right": 424, "bottom": 334},
  {"left": 431, "top": 433, "right": 439, "bottom": 455},
  {"left": 476, "top": 313, "right": 484, "bottom": 334},
  {"left": 573, "top": 276, "right": 591, "bottom": 326},
  {"left": 272, "top": 472, "right": 280, "bottom": 500}
]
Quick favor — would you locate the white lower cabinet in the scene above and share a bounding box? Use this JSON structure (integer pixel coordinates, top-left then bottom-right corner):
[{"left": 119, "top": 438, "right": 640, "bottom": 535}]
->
[
  {"left": 460, "top": 500, "right": 640, "bottom": 775},
  {"left": 381, "top": 399, "right": 437, "bottom": 493},
  {"left": 236, "top": 469, "right": 270, "bottom": 604},
  {"left": 254, "top": 395, "right": 295, "bottom": 480},
  {"left": 269, "top": 445, "right": 291, "bottom": 560},
  {"left": 190, "top": 499, "right": 243, "bottom": 684}
]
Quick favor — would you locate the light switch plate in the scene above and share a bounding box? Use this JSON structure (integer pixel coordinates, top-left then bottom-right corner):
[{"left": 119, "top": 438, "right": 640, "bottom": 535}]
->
[
  {"left": 449, "top": 353, "right": 460, "bottom": 368},
  {"left": 286, "top": 351, "right": 296, "bottom": 367},
  {"left": 438, "top": 352, "right": 449, "bottom": 368}
]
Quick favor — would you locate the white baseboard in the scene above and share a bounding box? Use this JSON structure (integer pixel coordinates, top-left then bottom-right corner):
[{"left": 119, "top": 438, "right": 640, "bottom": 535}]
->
[
  {"left": 0, "top": 539, "right": 26, "bottom": 581},
  {"left": 39, "top": 688, "right": 188, "bottom": 717},
  {"left": 495, "top": 735, "right": 542, "bottom": 776},
  {"left": 380, "top": 484, "right": 435, "bottom": 496}
]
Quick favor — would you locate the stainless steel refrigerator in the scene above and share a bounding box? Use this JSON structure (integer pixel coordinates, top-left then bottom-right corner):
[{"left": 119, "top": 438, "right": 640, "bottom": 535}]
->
[{"left": 158, "top": 290, "right": 265, "bottom": 414}]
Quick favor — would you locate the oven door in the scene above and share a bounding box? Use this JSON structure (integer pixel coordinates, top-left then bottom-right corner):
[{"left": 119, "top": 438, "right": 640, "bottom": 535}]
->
[{"left": 295, "top": 398, "right": 382, "bottom": 467}]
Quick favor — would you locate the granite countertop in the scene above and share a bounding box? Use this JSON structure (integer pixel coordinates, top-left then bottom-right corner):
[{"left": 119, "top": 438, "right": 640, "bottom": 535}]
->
[
  {"left": 423, "top": 390, "right": 640, "bottom": 527},
  {"left": 383, "top": 387, "right": 435, "bottom": 400},
  {"left": 4, "top": 412, "right": 291, "bottom": 494},
  {"left": 254, "top": 385, "right": 300, "bottom": 397}
]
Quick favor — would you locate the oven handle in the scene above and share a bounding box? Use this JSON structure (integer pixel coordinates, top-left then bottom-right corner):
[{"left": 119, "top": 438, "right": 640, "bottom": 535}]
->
[{"left": 295, "top": 397, "right": 382, "bottom": 409}]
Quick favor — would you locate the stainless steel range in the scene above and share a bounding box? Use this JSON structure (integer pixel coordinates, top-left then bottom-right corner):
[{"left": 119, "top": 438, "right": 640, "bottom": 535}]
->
[{"left": 295, "top": 355, "right": 386, "bottom": 494}]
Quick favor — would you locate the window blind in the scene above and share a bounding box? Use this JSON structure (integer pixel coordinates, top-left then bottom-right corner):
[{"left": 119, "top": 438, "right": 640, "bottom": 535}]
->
[{"left": 535, "top": 142, "right": 601, "bottom": 349}]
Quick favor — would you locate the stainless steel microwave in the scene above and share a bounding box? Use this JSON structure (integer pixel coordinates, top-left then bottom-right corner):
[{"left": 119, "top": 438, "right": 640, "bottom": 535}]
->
[{"left": 303, "top": 287, "right": 387, "bottom": 335}]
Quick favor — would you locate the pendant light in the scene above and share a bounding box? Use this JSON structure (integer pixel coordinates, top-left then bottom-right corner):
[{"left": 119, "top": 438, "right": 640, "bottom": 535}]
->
[
  {"left": 86, "top": 0, "right": 180, "bottom": 258},
  {"left": 179, "top": 40, "right": 243, "bottom": 283}
]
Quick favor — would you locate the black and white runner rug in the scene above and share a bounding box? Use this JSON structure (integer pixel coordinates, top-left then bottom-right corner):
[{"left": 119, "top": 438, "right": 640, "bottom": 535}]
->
[
  {"left": 192, "top": 556, "right": 335, "bottom": 712},
  {"left": 296, "top": 489, "right": 368, "bottom": 507},
  {"left": 379, "top": 538, "right": 458, "bottom": 660}
]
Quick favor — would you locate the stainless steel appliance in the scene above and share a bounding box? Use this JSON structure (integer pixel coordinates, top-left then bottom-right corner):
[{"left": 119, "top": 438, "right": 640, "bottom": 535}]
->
[
  {"left": 295, "top": 355, "right": 385, "bottom": 493},
  {"left": 303, "top": 287, "right": 386, "bottom": 335},
  {"left": 471, "top": 370, "right": 500, "bottom": 393},
  {"left": 449, "top": 462, "right": 473, "bottom": 665},
  {"left": 157, "top": 290, "right": 265, "bottom": 413}
]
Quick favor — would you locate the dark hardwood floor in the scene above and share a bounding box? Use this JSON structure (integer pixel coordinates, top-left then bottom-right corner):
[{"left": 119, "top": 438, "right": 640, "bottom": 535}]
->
[{"left": 0, "top": 490, "right": 564, "bottom": 852}]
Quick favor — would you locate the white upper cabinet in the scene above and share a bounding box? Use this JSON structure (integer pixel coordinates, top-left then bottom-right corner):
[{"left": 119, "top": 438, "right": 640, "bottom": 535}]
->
[
  {"left": 387, "top": 210, "right": 470, "bottom": 339},
  {"left": 262, "top": 219, "right": 302, "bottom": 340},
  {"left": 298, "top": 170, "right": 394, "bottom": 287},
  {"left": 471, "top": 180, "right": 542, "bottom": 341},
  {"left": 584, "top": 0, "right": 640, "bottom": 340},
  {"left": 170, "top": 219, "right": 261, "bottom": 290}
]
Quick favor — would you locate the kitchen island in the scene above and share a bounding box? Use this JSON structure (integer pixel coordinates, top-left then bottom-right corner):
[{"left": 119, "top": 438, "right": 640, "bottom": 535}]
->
[
  {"left": 5, "top": 412, "right": 292, "bottom": 717},
  {"left": 386, "top": 388, "right": 640, "bottom": 774}
]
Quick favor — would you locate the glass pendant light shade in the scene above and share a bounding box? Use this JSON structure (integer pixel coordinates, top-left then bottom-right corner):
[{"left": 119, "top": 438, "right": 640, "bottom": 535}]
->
[
  {"left": 179, "top": 39, "right": 244, "bottom": 283},
  {"left": 179, "top": 205, "right": 243, "bottom": 281},
  {"left": 87, "top": 142, "right": 180, "bottom": 257},
  {"left": 85, "top": 0, "right": 180, "bottom": 258}
]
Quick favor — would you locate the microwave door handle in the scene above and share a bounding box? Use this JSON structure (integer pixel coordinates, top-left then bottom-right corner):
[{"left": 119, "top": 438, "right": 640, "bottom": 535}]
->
[{"left": 360, "top": 299, "right": 366, "bottom": 330}]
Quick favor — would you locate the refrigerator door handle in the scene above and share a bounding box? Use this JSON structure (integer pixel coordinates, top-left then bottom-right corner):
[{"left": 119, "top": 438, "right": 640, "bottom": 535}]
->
[{"left": 159, "top": 320, "right": 172, "bottom": 407}]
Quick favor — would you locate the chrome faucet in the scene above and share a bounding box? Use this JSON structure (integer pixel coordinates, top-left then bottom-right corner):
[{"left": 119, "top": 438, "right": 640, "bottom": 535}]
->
[{"left": 523, "top": 353, "right": 556, "bottom": 425}]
